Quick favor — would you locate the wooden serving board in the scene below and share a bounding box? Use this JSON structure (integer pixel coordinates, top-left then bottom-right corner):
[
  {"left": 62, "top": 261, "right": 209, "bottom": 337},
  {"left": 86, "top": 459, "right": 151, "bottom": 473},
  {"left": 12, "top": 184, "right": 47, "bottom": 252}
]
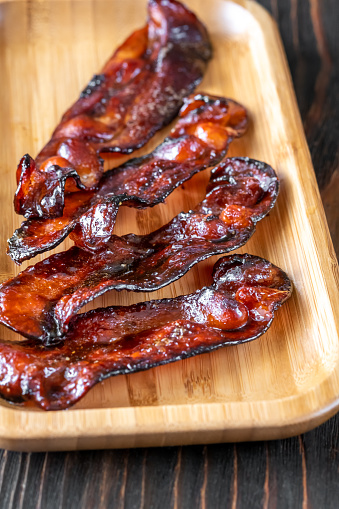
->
[{"left": 0, "top": 0, "right": 338, "bottom": 451}]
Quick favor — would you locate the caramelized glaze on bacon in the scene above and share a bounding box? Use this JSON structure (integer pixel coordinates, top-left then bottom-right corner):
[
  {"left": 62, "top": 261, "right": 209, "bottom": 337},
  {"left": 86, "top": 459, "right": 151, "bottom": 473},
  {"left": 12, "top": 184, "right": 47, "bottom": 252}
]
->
[
  {"left": 14, "top": 0, "right": 212, "bottom": 219},
  {"left": 1, "top": 158, "right": 278, "bottom": 342},
  {"left": 8, "top": 94, "right": 247, "bottom": 264},
  {"left": 0, "top": 254, "right": 291, "bottom": 410}
]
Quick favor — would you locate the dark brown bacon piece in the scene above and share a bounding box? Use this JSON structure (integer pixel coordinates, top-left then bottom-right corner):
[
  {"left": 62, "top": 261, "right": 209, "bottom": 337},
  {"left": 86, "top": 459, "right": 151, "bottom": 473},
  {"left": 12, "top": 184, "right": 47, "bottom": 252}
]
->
[
  {"left": 8, "top": 94, "right": 248, "bottom": 264},
  {"left": 0, "top": 254, "right": 292, "bottom": 410},
  {"left": 14, "top": 0, "right": 212, "bottom": 219},
  {"left": 0, "top": 158, "right": 278, "bottom": 342}
]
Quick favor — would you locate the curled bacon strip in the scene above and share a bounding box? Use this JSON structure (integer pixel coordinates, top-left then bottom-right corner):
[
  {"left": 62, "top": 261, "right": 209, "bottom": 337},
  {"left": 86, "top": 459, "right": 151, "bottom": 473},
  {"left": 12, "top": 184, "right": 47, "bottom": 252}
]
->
[
  {"left": 1, "top": 158, "right": 278, "bottom": 342},
  {"left": 8, "top": 94, "right": 247, "bottom": 264},
  {"left": 14, "top": 0, "right": 212, "bottom": 219},
  {"left": 0, "top": 254, "right": 291, "bottom": 410}
]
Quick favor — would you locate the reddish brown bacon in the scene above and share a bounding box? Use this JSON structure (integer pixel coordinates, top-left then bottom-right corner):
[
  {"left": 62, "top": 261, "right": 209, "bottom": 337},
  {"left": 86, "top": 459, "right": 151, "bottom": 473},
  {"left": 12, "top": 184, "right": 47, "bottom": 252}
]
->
[
  {"left": 1, "top": 158, "right": 278, "bottom": 343},
  {"left": 8, "top": 94, "right": 247, "bottom": 264},
  {"left": 0, "top": 254, "right": 291, "bottom": 410},
  {"left": 14, "top": 0, "right": 212, "bottom": 219}
]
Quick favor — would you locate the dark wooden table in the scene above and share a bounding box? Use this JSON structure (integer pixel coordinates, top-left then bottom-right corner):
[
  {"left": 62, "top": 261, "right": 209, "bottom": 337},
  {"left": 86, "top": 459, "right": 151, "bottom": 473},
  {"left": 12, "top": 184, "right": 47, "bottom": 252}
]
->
[{"left": 0, "top": 0, "right": 338, "bottom": 507}]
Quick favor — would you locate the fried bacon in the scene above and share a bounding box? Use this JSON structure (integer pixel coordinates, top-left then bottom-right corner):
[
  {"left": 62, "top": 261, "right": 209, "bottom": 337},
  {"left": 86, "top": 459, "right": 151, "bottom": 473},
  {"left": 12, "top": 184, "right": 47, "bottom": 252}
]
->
[
  {"left": 14, "top": 0, "right": 212, "bottom": 219},
  {"left": 8, "top": 94, "right": 248, "bottom": 264},
  {"left": 0, "top": 254, "right": 291, "bottom": 410},
  {"left": 1, "top": 158, "right": 278, "bottom": 343}
]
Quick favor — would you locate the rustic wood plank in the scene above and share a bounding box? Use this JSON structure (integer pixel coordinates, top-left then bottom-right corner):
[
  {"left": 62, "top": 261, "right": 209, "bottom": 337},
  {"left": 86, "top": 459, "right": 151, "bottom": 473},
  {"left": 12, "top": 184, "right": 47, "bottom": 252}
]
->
[{"left": 2, "top": 424, "right": 339, "bottom": 509}]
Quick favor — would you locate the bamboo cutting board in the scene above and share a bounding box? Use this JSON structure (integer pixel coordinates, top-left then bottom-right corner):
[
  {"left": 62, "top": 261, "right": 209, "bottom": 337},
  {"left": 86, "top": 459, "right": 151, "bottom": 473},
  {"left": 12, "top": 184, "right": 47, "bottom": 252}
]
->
[{"left": 0, "top": 0, "right": 338, "bottom": 451}]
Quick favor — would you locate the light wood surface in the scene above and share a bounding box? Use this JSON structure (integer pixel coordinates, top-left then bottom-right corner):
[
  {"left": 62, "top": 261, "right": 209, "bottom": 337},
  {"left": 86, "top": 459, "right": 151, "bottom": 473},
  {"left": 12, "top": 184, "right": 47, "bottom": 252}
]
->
[{"left": 0, "top": 0, "right": 338, "bottom": 451}]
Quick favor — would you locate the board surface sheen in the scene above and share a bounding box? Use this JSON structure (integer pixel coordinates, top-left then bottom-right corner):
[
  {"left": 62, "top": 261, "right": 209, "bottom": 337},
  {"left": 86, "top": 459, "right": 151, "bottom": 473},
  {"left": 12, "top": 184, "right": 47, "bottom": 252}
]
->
[{"left": 0, "top": 0, "right": 338, "bottom": 451}]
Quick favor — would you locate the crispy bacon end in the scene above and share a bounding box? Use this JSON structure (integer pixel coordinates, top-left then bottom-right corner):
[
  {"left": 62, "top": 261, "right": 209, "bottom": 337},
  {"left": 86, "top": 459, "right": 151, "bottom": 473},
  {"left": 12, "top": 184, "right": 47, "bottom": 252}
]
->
[
  {"left": 8, "top": 94, "right": 248, "bottom": 264},
  {"left": 0, "top": 254, "right": 292, "bottom": 410},
  {"left": 1, "top": 158, "right": 278, "bottom": 342},
  {"left": 14, "top": 0, "right": 212, "bottom": 219}
]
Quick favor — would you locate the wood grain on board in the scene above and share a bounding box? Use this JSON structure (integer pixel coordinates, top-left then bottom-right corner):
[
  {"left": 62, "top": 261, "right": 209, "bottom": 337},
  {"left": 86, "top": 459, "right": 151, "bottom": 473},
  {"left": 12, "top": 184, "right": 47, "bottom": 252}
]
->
[{"left": 0, "top": 0, "right": 338, "bottom": 451}]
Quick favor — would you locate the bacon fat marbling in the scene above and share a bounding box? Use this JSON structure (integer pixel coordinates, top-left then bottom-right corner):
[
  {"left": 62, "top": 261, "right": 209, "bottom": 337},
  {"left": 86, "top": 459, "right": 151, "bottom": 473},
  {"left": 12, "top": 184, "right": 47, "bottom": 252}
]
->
[
  {"left": 1, "top": 158, "right": 278, "bottom": 342},
  {"left": 14, "top": 0, "right": 212, "bottom": 219},
  {"left": 0, "top": 254, "right": 291, "bottom": 410},
  {"left": 9, "top": 94, "right": 247, "bottom": 264}
]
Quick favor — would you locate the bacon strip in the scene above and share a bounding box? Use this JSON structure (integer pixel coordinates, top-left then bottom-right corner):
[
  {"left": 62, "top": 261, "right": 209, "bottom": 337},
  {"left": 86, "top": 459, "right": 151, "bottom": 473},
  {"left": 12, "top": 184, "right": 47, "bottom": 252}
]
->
[
  {"left": 8, "top": 94, "right": 247, "bottom": 264},
  {"left": 1, "top": 158, "right": 278, "bottom": 343},
  {"left": 0, "top": 254, "right": 291, "bottom": 410},
  {"left": 14, "top": 0, "right": 212, "bottom": 219}
]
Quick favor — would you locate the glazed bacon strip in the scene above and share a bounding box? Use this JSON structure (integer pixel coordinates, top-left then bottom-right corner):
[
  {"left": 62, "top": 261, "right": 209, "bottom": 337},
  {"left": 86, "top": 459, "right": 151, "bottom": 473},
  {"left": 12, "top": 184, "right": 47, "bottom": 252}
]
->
[
  {"left": 14, "top": 0, "right": 212, "bottom": 219},
  {"left": 0, "top": 254, "right": 292, "bottom": 410},
  {"left": 0, "top": 158, "right": 278, "bottom": 343},
  {"left": 8, "top": 94, "right": 247, "bottom": 264}
]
